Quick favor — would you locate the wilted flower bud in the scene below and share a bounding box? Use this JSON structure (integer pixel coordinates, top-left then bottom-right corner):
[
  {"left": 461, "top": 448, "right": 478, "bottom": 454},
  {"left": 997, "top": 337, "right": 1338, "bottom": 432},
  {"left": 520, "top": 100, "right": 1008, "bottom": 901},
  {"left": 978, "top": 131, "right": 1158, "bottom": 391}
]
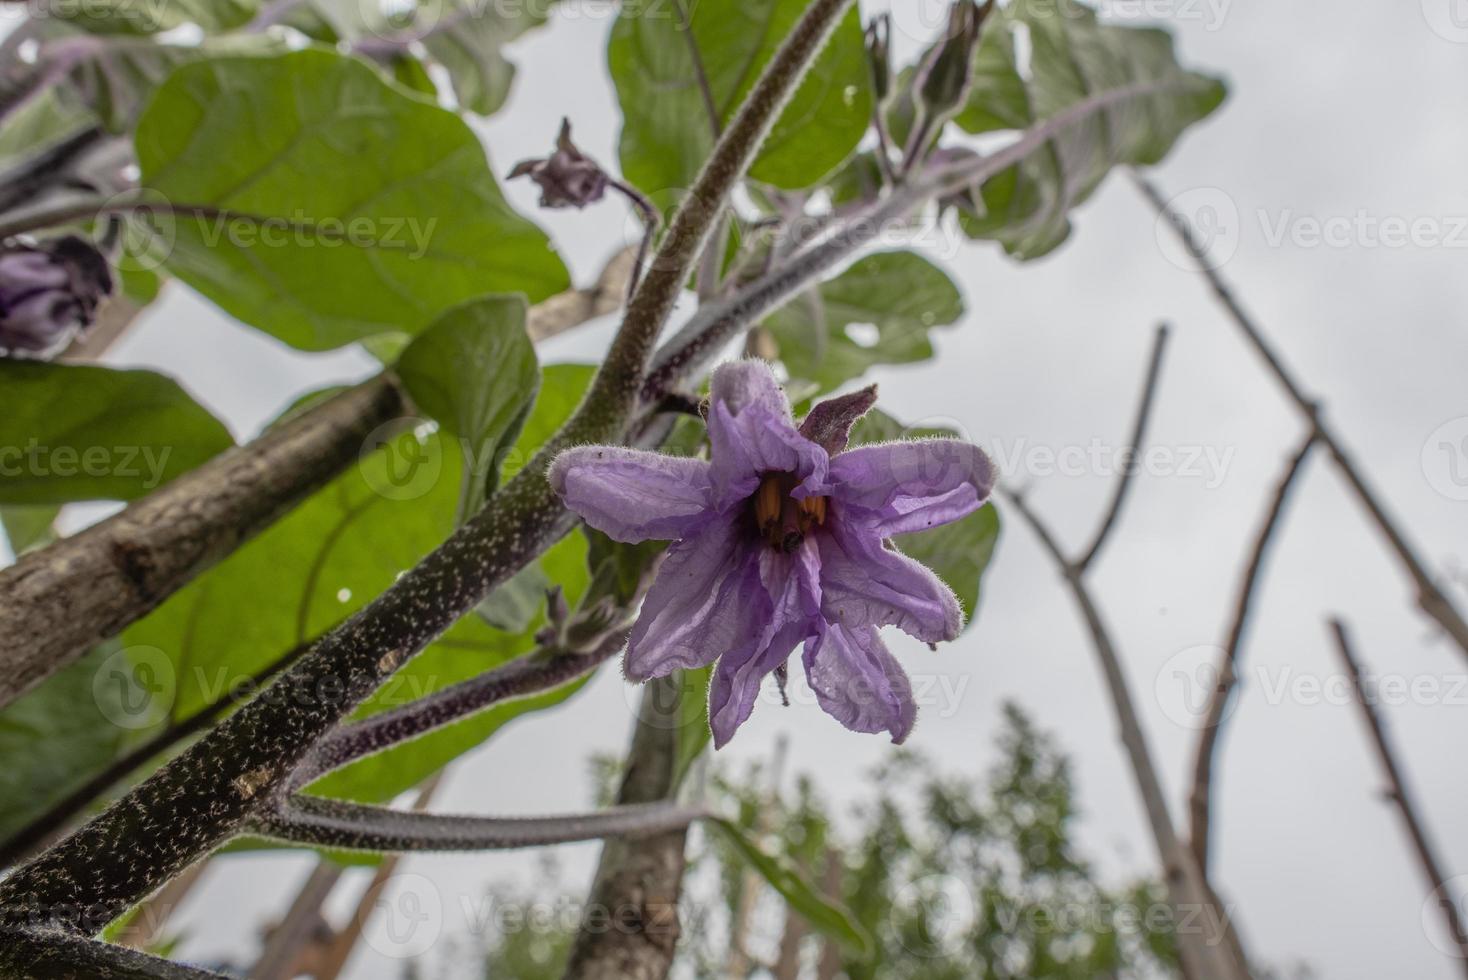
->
[
  {"left": 864, "top": 14, "right": 892, "bottom": 105},
  {"left": 916, "top": 0, "right": 992, "bottom": 124},
  {"left": 507, "top": 118, "right": 609, "bottom": 210},
  {"left": 0, "top": 235, "right": 113, "bottom": 359}
]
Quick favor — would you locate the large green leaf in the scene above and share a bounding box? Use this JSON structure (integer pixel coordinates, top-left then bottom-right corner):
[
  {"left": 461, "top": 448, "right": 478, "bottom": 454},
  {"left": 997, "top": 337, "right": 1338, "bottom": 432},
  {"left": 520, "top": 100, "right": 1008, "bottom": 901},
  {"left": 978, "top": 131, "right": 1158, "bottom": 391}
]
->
[
  {"left": 133, "top": 48, "right": 569, "bottom": 350},
  {"left": 394, "top": 295, "right": 540, "bottom": 521},
  {"left": 950, "top": 0, "right": 1226, "bottom": 259},
  {"left": 0, "top": 361, "right": 233, "bottom": 504},
  {"left": 44, "top": 0, "right": 257, "bottom": 35},
  {"left": 765, "top": 251, "right": 963, "bottom": 392},
  {"left": 421, "top": 0, "right": 548, "bottom": 116},
  {"left": 608, "top": 0, "right": 870, "bottom": 193},
  {"left": 849, "top": 410, "right": 1000, "bottom": 625}
]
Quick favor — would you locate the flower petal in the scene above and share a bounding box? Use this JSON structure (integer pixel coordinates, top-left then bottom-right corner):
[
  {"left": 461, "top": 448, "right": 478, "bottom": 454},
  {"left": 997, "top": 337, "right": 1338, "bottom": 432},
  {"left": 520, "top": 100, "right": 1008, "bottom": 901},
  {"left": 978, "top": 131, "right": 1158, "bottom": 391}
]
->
[
  {"left": 549, "top": 445, "right": 713, "bottom": 543},
  {"left": 829, "top": 439, "right": 995, "bottom": 536},
  {"left": 623, "top": 517, "right": 767, "bottom": 680},
  {"left": 709, "top": 358, "right": 792, "bottom": 417},
  {"left": 817, "top": 518, "right": 963, "bottom": 643},
  {"left": 708, "top": 542, "right": 821, "bottom": 748},
  {"left": 708, "top": 401, "right": 829, "bottom": 505},
  {"left": 803, "top": 624, "right": 916, "bottom": 743}
]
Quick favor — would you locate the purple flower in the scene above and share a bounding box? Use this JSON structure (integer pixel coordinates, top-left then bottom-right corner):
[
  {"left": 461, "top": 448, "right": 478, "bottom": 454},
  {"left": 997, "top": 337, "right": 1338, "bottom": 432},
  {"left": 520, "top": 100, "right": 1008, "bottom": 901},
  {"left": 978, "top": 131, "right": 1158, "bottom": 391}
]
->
[
  {"left": 507, "top": 118, "right": 609, "bottom": 210},
  {"left": 0, "top": 236, "right": 113, "bottom": 359},
  {"left": 549, "top": 360, "right": 995, "bottom": 747}
]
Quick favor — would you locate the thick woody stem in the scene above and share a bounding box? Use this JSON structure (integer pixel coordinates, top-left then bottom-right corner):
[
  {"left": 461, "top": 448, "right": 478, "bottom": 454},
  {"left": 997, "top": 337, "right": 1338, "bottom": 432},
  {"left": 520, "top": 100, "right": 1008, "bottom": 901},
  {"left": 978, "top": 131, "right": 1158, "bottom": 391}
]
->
[{"left": 0, "top": 379, "right": 405, "bottom": 713}]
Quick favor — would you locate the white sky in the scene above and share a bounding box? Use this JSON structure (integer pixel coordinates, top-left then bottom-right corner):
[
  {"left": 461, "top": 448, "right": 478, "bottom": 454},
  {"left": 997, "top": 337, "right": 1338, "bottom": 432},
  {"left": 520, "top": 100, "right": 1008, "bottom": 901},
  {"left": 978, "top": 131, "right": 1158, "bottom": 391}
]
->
[{"left": 18, "top": 1, "right": 1468, "bottom": 977}]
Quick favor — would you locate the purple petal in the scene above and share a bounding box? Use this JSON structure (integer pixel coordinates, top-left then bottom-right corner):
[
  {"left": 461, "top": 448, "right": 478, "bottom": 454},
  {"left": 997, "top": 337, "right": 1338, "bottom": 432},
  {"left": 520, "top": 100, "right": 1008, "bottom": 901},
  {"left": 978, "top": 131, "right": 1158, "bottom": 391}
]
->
[
  {"left": 803, "top": 624, "right": 916, "bottom": 743},
  {"left": 829, "top": 439, "right": 995, "bottom": 536},
  {"left": 708, "top": 543, "right": 821, "bottom": 748},
  {"left": 817, "top": 518, "right": 963, "bottom": 643},
  {"left": 708, "top": 401, "right": 830, "bottom": 505},
  {"left": 549, "top": 445, "right": 713, "bottom": 543},
  {"left": 624, "top": 517, "right": 765, "bottom": 680},
  {"left": 709, "top": 358, "right": 792, "bottom": 417}
]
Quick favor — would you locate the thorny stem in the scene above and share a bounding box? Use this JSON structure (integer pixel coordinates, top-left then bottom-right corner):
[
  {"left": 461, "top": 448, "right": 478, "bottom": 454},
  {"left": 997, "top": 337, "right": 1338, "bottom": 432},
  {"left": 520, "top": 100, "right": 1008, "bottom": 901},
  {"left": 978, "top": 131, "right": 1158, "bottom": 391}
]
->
[
  {"left": 0, "top": 0, "right": 853, "bottom": 935},
  {"left": 1188, "top": 434, "right": 1316, "bottom": 875},
  {"left": 1136, "top": 173, "right": 1468, "bottom": 663},
  {"left": 253, "top": 796, "right": 707, "bottom": 853},
  {"left": 1328, "top": 618, "right": 1468, "bottom": 973}
]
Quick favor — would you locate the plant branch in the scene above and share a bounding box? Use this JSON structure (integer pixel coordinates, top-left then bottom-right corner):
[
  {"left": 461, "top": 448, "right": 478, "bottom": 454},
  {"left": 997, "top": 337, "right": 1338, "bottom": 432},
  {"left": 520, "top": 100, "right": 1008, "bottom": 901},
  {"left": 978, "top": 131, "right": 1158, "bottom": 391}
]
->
[
  {"left": 1076, "top": 323, "right": 1170, "bottom": 573},
  {"left": 0, "top": 0, "right": 852, "bottom": 933},
  {"left": 0, "top": 378, "right": 406, "bottom": 712},
  {"left": 1136, "top": 173, "right": 1468, "bottom": 662},
  {"left": 1003, "top": 489, "right": 1250, "bottom": 980},
  {"left": 643, "top": 79, "right": 1175, "bottom": 398},
  {"left": 1328, "top": 618, "right": 1468, "bottom": 971},
  {"left": 1188, "top": 433, "right": 1316, "bottom": 875},
  {"left": 253, "top": 795, "right": 706, "bottom": 853},
  {"left": 296, "top": 631, "right": 628, "bottom": 787},
  {"left": 0, "top": 927, "right": 228, "bottom": 980}
]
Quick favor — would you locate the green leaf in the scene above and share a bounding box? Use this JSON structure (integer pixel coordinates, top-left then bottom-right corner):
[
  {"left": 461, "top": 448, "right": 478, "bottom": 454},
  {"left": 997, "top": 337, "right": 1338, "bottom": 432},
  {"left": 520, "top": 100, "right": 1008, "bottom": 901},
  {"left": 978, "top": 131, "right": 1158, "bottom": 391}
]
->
[
  {"left": 394, "top": 295, "right": 540, "bottom": 520},
  {"left": 950, "top": 0, "right": 1226, "bottom": 259},
  {"left": 421, "top": 0, "right": 548, "bottom": 116},
  {"left": 134, "top": 48, "right": 569, "bottom": 351},
  {"left": 850, "top": 410, "right": 1000, "bottom": 626},
  {"left": 765, "top": 251, "right": 963, "bottom": 391},
  {"left": 671, "top": 665, "right": 713, "bottom": 790},
  {"left": 608, "top": 0, "right": 870, "bottom": 192},
  {"left": 709, "top": 816, "right": 874, "bottom": 957},
  {"left": 0, "top": 361, "right": 233, "bottom": 504},
  {"left": 44, "top": 0, "right": 257, "bottom": 35},
  {"left": 2, "top": 505, "right": 61, "bottom": 555}
]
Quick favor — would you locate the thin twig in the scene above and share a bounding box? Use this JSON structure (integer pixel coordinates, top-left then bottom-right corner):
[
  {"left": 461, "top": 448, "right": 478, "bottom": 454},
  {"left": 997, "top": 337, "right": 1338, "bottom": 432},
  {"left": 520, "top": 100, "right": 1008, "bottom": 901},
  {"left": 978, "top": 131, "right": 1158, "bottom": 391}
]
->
[
  {"left": 1004, "top": 490, "right": 1250, "bottom": 980},
  {"left": 1136, "top": 173, "right": 1468, "bottom": 663},
  {"left": 1328, "top": 618, "right": 1468, "bottom": 972},
  {"left": 1076, "top": 323, "right": 1171, "bottom": 573},
  {"left": 1188, "top": 434, "right": 1316, "bottom": 874},
  {"left": 608, "top": 180, "right": 660, "bottom": 302}
]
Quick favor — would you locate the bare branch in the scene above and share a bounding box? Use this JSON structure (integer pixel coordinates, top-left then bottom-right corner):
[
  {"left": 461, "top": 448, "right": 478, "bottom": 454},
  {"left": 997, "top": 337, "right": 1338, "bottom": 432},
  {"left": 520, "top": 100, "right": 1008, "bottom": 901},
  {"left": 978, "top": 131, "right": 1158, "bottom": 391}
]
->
[
  {"left": 1328, "top": 618, "right": 1468, "bottom": 972},
  {"left": 1136, "top": 172, "right": 1468, "bottom": 662},
  {"left": 1003, "top": 489, "right": 1252, "bottom": 980},
  {"left": 0, "top": 378, "right": 406, "bottom": 712},
  {"left": 1188, "top": 434, "right": 1316, "bottom": 874},
  {"left": 1076, "top": 323, "right": 1171, "bottom": 573},
  {"left": 253, "top": 795, "right": 705, "bottom": 853}
]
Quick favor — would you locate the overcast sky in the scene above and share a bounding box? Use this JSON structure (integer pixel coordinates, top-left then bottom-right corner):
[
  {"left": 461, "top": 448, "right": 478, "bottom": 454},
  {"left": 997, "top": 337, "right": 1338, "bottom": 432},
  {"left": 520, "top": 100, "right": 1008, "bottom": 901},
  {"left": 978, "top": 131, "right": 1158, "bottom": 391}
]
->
[{"left": 24, "top": 1, "right": 1468, "bottom": 976}]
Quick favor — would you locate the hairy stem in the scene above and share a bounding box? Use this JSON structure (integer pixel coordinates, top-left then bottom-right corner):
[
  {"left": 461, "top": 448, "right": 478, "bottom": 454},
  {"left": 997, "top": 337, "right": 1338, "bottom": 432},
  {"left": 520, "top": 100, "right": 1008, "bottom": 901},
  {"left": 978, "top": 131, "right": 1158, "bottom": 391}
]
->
[
  {"left": 253, "top": 796, "right": 706, "bottom": 852},
  {"left": 0, "top": 927, "right": 228, "bottom": 980},
  {"left": 0, "top": 0, "right": 851, "bottom": 933}
]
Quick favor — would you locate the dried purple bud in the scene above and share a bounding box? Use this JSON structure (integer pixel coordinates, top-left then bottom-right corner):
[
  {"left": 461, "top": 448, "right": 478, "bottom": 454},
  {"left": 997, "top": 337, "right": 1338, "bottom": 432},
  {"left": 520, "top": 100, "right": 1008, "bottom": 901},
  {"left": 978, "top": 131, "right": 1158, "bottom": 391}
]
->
[
  {"left": 916, "top": 0, "right": 992, "bottom": 123},
  {"left": 799, "top": 384, "right": 879, "bottom": 455},
  {"left": 0, "top": 235, "right": 113, "bottom": 359},
  {"left": 864, "top": 14, "right": 892, "bottom": 105},
  {"left": 507, "top": 118, "right": 609, "bottom": 210}
]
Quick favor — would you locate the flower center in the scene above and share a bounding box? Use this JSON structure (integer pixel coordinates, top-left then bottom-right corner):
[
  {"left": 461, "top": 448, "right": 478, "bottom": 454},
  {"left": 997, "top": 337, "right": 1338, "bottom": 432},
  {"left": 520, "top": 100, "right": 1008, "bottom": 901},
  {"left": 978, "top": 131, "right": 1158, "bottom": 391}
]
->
[{"left": 752, "top": 472, "right": 827, "bottom": 553}]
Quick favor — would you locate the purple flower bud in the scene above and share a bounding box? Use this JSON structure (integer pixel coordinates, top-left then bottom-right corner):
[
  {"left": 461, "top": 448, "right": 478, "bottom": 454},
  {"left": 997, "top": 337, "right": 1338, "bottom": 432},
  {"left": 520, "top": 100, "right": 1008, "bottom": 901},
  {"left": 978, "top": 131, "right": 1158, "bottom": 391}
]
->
[
  {"left": 507, "top": 118, "right": 609, "bottom": 210},
  {"left": 0, "top": 235, "right": 113, "bottom": 359}
]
